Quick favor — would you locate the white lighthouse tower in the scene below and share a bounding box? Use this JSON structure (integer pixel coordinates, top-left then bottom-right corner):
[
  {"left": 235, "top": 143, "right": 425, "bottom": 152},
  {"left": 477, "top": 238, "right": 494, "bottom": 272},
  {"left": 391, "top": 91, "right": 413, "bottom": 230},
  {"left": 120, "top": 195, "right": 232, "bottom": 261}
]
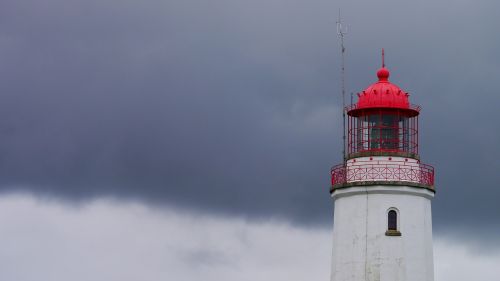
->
[{"left": 330, "top": 52, "right": 435, "bottom": 281}]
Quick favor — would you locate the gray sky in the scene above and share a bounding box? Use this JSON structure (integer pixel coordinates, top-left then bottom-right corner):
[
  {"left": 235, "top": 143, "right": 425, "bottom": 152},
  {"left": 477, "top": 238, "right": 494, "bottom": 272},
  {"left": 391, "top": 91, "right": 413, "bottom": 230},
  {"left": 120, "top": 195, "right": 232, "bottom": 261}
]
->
[{"left": 0, "top": 0, "right": 499, "bottom": 250}]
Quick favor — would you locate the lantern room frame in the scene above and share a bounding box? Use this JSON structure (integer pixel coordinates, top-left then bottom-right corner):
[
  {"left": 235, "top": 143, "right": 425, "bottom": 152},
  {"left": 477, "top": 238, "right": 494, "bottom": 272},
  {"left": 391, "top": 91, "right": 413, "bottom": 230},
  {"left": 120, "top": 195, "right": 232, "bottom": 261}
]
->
[{"left": 346, "top": 104, "right": 421, "bottom": 159}]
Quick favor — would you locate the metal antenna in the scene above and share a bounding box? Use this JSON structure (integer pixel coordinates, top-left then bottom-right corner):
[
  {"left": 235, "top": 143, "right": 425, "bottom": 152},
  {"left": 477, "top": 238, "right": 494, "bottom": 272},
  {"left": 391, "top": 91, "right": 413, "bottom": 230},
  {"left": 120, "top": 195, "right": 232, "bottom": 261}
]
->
[{"left": 336, "top": 9, "right": 348, "bottom": 162}]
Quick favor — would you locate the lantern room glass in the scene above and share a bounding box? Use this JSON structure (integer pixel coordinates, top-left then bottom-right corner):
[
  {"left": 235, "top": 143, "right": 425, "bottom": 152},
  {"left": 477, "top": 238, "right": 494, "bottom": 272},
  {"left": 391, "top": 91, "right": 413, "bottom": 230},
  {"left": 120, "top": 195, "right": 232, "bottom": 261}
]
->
[{"left": 348, "top": 109, "right": 418, "bottom": 157}]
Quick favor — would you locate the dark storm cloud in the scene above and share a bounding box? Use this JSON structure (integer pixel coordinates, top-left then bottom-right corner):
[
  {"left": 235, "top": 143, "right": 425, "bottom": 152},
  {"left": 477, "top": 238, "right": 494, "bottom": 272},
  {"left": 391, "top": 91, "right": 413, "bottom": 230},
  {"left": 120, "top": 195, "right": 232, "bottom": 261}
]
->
[
  {"left": 0, "top": 0, "right": 499, "bottom": 242},
  {"left": 0, "top": 0, "right": 340, "bottom": 213}
]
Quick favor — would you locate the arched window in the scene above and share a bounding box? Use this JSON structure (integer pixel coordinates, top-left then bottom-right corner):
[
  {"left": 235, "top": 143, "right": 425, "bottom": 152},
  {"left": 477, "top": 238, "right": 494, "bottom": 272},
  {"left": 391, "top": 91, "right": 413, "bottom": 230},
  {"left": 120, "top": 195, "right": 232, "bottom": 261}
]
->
[
  {"left": 386, "top": 209, "right": 401, "bottom": 236},
  {"left": 388, "top": 210, "right": 397, "bottom": 230}
]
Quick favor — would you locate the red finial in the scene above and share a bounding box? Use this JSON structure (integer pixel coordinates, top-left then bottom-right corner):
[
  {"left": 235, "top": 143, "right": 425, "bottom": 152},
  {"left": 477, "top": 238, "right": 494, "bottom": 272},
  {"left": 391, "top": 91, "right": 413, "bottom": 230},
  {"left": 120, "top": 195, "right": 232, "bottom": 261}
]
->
[{"left": 382, "top": 48, "right": 385, "bottom": 68}]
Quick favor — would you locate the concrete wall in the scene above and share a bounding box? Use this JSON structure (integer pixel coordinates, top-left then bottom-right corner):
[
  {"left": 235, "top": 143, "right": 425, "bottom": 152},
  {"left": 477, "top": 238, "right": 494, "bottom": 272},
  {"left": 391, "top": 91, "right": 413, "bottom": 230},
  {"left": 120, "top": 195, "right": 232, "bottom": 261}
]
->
[{"left": 330, "top": 186, "right": 434, "bottom": 281}]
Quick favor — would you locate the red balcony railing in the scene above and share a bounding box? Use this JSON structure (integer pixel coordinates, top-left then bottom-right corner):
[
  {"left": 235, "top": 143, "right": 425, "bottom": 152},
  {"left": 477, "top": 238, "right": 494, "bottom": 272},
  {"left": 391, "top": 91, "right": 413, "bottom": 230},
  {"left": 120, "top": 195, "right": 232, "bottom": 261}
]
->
[{"left": 331, "top": 160, "right": 434, "bottom": 188}]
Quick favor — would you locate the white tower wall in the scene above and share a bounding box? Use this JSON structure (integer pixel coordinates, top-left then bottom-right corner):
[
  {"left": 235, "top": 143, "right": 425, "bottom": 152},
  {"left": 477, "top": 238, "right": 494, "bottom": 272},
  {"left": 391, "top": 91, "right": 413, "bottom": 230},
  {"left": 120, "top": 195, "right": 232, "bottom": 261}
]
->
[{"left": 330, "top": 185, "right": 434, "bottom": 281}]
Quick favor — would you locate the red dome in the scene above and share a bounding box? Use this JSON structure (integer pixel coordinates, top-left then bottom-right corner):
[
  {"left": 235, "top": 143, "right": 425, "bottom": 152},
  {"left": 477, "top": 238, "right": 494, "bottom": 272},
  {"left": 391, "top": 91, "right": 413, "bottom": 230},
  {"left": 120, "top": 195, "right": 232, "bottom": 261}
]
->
[{"left": 356, "top": 67, "right": 410, "bottom": 109}]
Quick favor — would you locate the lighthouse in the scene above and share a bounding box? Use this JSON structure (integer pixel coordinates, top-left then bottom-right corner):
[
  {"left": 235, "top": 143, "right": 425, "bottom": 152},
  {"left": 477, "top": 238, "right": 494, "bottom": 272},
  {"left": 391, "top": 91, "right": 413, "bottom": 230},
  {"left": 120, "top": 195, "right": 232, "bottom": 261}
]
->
[{"left": 330, "top": 52, "right": 435, "bottom": 281}]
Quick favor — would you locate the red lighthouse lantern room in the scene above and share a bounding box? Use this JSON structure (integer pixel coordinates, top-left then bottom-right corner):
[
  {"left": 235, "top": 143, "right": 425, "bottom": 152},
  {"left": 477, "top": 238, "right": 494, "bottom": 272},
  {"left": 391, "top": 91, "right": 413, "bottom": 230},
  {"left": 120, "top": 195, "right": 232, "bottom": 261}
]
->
[
  {"left": 331, "top": 51, "right": 434, "bottom": 190},
  {"left": 346, "top": 60, "right": 419, "bottom": 158}
]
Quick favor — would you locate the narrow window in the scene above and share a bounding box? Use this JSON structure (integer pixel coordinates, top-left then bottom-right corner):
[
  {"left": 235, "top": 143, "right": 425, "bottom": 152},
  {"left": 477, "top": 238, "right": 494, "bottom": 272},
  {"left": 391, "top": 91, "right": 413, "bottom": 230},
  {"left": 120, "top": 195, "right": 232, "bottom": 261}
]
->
[
  {"left": 386, "top": 209, "right": 401, "bottom": 236},
  {"left": 388, "top": 210, "right": 397, "bottom": 230}
]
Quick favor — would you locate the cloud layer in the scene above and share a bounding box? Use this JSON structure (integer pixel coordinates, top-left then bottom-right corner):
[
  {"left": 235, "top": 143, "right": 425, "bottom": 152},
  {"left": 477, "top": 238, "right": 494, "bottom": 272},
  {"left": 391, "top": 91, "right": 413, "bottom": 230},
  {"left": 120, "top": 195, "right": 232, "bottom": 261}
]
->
[
  {"left": 1, "top": 194, "right": 498, "bottom": 281},
  {"left": 0, "top": 194, "right": 331, "bottom": 281}
]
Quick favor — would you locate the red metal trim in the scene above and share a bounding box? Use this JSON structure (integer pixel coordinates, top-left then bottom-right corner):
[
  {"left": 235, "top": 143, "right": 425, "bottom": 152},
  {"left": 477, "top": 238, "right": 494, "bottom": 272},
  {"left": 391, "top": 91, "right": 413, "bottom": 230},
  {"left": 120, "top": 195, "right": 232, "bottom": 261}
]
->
[
  {"left": 346, "top": 104, "right": 421, "bottom": 117},
  {"left": 346, "top": 103, "right": 422, "bottom": 112}
]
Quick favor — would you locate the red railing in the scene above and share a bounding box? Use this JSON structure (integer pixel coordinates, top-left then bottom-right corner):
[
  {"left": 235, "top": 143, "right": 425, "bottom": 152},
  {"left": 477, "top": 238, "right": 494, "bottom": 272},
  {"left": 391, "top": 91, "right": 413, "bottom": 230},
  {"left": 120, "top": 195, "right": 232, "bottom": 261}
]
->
[{"left": 331, "top": 160, "right": 434, "bottom": 188}]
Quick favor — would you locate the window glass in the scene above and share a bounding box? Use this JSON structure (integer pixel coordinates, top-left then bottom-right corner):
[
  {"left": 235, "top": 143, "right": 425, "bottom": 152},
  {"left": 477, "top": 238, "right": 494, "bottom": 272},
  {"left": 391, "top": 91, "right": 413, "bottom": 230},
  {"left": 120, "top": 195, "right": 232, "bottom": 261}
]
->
[
  {"left": 369, "top": 114, "right": 380, "bottom": 149},
  {"left": 381, "top": 115, "right": 397, "bottom": 149},
  {"left": 388, "top": 210, "right": 397, "bottom": 230},
  {"left": 400, "top": 116, "right": 409, "bottom": 151}
]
